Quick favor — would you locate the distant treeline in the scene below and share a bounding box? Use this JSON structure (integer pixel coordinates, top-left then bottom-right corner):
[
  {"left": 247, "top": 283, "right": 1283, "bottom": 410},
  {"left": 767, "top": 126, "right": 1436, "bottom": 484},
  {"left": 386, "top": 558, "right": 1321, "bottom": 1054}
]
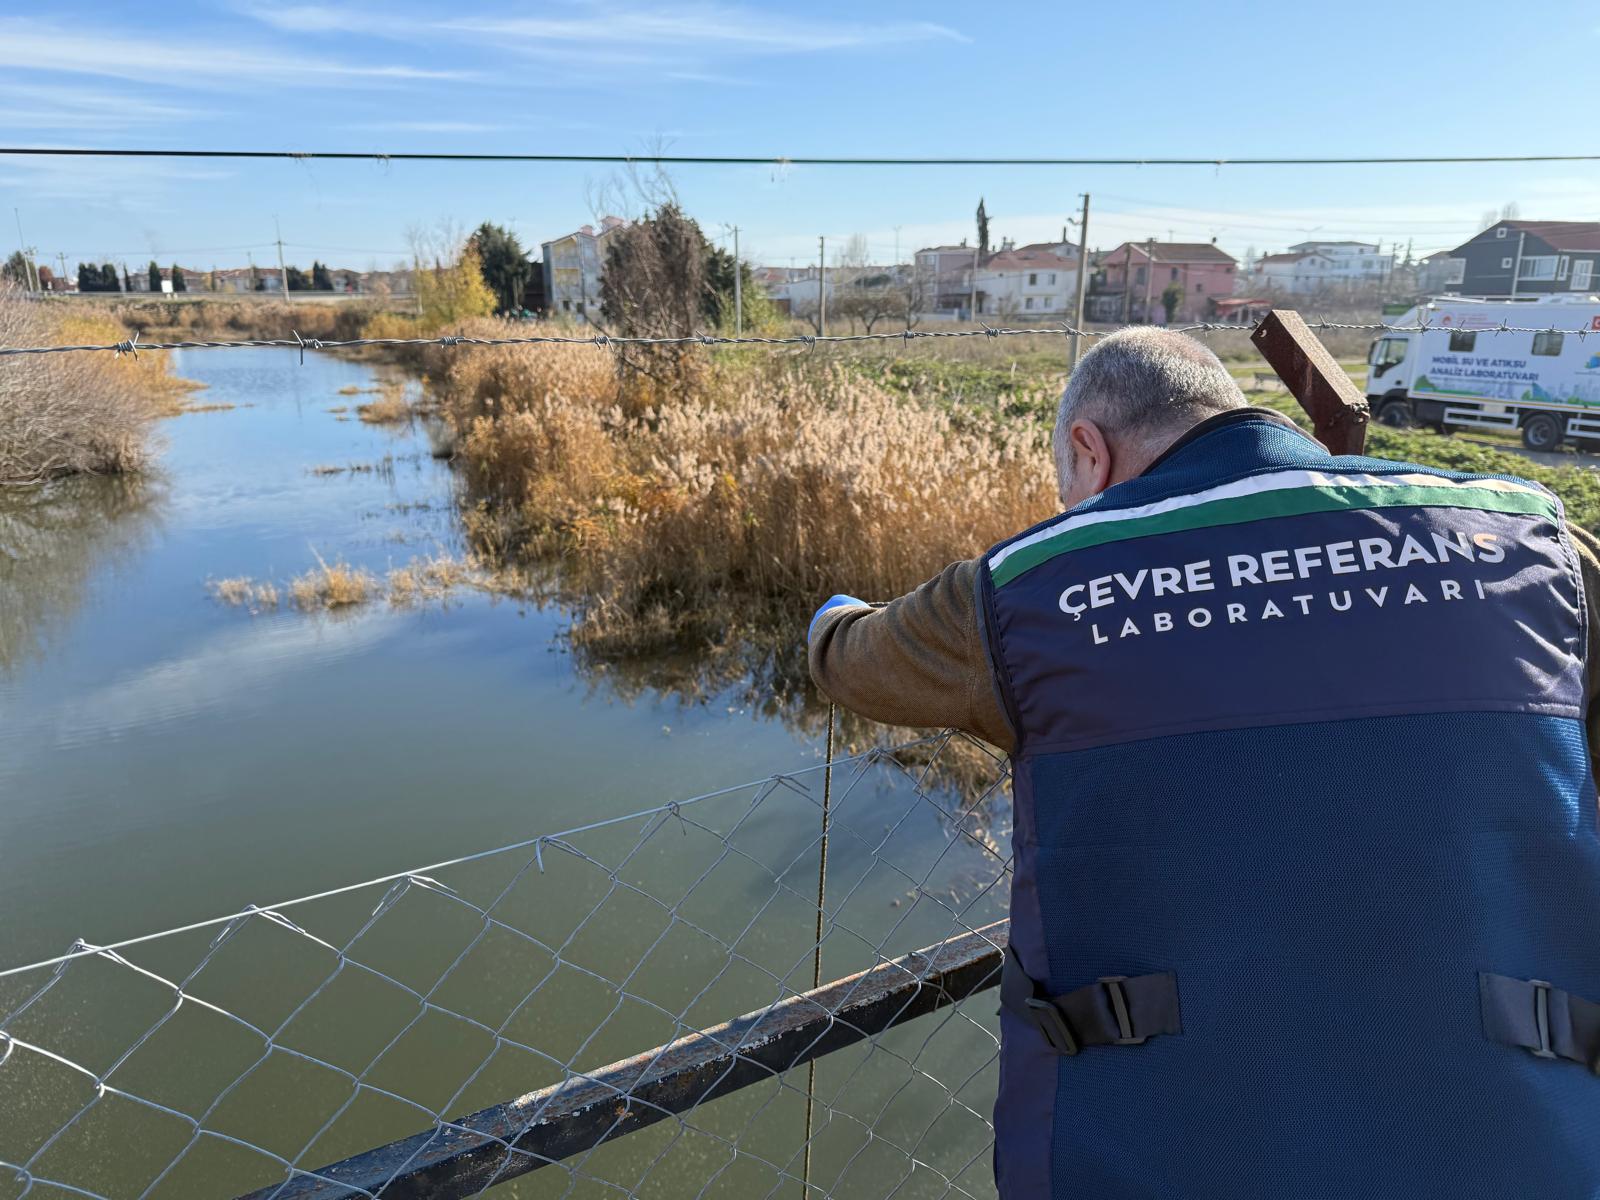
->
[{"left": 74, "top": 260, "right": 343, "bottom": 293}]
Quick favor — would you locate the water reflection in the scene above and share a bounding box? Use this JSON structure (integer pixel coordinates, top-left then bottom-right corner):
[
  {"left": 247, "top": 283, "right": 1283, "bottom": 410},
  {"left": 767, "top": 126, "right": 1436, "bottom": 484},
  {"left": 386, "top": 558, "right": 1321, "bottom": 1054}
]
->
[
  {"left": 573, "top": 626, "right": 1013, "bottom": 854},
  {"left": 0, "top": 474, "right": 163, "bottom": 673}
]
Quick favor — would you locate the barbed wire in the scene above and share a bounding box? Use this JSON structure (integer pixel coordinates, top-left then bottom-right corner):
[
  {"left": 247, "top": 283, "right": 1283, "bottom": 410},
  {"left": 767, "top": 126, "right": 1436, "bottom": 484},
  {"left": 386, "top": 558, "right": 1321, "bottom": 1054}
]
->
[
  {"left": 0, "top": 729, "right": 1015, "bottom": 1200},
  {"left": 2, "top": 317, "right": 1597, "bottom": 360}
]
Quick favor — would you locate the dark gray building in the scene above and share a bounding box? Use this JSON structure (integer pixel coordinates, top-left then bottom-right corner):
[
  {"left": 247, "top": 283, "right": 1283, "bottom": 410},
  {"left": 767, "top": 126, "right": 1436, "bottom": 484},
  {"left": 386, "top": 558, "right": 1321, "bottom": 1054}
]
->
[{"left": 1444, "top": 220, "right": 1600, "bottom": 296}]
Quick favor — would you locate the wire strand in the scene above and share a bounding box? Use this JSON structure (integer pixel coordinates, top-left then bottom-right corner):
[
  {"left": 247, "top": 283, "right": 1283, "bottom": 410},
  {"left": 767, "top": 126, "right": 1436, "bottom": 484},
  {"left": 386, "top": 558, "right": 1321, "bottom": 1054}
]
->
[
  {"left": 6, "top": 147, "right": 1600, "bottom": 167},
  {"left": 1, "top": 318, "right": 1594, "bottom": 360}
]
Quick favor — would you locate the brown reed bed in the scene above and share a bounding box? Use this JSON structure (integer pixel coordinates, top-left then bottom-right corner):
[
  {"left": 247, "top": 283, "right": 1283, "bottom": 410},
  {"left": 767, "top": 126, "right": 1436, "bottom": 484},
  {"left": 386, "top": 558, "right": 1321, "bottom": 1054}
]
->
[{"left": 426, "top": 317, "right": 1058, "bottom": 654}]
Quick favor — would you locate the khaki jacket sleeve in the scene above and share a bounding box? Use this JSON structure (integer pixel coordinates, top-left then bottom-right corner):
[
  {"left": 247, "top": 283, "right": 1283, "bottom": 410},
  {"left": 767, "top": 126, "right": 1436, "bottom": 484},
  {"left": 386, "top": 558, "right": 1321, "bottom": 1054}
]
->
[
  {"left": 1564, "top": 523, "right": 1600, "bottom": 791},
  {"left": 807, "top": 559, "right": 1015, "bottom": 753}
]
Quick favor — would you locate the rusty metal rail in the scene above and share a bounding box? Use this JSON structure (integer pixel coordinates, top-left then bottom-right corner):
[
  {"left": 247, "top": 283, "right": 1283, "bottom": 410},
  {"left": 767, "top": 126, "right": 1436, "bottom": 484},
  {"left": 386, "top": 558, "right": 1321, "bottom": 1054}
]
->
[{"left": 236, "top": 921, "right": 1009, "bottom": 1200}]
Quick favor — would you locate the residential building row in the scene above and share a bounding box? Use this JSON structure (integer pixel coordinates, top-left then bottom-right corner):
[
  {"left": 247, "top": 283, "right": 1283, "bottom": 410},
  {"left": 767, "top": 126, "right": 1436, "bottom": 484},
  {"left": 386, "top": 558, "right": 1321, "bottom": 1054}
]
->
[{"left": 44, "top": 217, "right": 1597, "bottom": 316}]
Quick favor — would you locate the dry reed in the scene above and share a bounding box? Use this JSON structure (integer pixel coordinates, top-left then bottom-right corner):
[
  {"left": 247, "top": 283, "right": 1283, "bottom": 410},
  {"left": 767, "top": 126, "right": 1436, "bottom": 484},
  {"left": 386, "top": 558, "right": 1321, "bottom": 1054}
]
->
[
  {"left": 288, "top": 558, "right": 377, "bottom": 610},
  {"left": 209, "top": 577, "right": 280, "bottom": 612},
  {"left": 0, "top": 286, "right": 188, "bottom": 483},
  {"left": 355, "top": 383, "right": 411, "bottom": 425},
  {"left": 434, "top": 317, "right": 1057, "bottom": 650}
]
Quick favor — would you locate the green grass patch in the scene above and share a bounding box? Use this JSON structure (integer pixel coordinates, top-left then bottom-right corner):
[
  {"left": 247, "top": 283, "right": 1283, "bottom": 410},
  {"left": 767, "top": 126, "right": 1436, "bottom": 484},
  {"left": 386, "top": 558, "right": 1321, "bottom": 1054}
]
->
[{"left": 1363, "top": 426, "right": 1600, "bottom": 533}]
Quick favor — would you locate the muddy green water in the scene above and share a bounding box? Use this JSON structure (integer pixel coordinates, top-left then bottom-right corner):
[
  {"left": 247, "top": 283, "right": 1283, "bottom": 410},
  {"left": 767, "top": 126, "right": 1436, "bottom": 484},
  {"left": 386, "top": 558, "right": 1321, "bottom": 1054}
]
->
[{"left": 0, "top": 350, "right": 1006, "bottom": 1199}]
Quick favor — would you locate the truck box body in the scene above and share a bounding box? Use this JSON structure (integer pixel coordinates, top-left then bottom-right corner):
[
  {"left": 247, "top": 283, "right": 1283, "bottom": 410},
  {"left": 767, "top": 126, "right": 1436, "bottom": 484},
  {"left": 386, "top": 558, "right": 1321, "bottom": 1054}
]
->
[{"left": 1367, "top": 295, "right": 1600, "bottom": 448}]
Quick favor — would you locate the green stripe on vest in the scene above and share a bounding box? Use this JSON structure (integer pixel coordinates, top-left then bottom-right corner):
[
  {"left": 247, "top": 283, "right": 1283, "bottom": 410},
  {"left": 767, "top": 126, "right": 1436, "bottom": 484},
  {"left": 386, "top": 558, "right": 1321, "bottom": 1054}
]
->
[{"left": 991, "top": 484, "right": 1557, "bottom": 588}]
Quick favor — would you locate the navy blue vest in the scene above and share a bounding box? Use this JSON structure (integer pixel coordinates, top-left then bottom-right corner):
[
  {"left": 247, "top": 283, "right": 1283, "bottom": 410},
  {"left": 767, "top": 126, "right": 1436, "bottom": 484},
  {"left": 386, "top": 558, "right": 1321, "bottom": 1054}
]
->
[{"left": 979, "top": 414, "right": 1600, "bottom": 1199}]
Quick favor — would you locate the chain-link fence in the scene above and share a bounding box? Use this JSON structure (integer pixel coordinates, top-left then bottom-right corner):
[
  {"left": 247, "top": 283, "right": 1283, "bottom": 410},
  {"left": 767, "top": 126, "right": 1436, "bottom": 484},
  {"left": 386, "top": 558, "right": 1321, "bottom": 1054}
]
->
[{"left": 0, "top": 725, "right": 1013, "bottom": 1200}]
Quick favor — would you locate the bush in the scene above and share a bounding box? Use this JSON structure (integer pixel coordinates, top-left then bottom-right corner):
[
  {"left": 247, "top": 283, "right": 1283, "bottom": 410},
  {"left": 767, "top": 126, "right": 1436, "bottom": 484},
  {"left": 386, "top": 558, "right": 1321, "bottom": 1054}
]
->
[{"left": 0, "top": 286, "right": 178, "bottom": 483}]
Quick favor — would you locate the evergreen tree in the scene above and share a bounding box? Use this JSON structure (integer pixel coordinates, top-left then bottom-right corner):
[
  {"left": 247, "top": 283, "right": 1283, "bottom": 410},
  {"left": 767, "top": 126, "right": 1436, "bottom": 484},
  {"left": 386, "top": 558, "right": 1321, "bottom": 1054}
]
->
[
  {"left": 148, "top": 260, "right": 162, "bottom": 292},
  {"left": 2, "top": 251, "right": 29, "bottom": 286},
  {"left": 122, "top": 266, "right": 132, "bottom": 292},
  {"left": 251, "top": 264, "right": 263, "bottom": 291},
  {"left": 171, "top": 264, "right": 186, "bottom": 292},
  {"left": 311, "top": 260, "right": 333, "bottom": 291},
  {"left": 285, "top": 265, "right": 311, "bottom": 291},
  {"left": 467, "top": 222, "right": 534, "bottom": 313},
  {"left": 76, "top": 262, "right": 94, "bottom": 292}
]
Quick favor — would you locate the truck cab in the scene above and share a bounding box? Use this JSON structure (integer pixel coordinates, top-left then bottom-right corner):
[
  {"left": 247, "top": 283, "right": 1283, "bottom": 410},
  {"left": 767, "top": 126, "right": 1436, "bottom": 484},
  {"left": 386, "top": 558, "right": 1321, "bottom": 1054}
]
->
[{"left": 1365, "top": 334, "right": 1414, "bottom": 427}]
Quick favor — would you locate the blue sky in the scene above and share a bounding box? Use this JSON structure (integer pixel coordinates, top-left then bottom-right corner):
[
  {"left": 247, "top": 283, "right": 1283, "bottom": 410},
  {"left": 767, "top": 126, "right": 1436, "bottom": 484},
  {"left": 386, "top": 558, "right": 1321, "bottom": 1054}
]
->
[{"left": 3, "top": 1, "right": 1597, "bottom": 276}]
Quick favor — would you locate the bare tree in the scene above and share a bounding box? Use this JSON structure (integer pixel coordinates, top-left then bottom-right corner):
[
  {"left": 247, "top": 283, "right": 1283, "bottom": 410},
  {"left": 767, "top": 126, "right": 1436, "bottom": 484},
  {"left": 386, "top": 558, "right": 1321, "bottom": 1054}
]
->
[
  {"left": 829, "top": 235, "right": 892, "bottom": 332},
  {"left": 1478, "top": 201, "right": 1521, "bottom": 229}
]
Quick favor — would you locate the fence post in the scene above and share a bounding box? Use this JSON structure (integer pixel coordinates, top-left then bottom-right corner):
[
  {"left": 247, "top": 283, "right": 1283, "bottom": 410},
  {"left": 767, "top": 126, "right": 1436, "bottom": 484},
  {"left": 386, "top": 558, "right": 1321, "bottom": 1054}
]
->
[
  {"left": 801, "top": 702, "right": 836, "bottom": 1197},
  {"left": 1250, "top": 309, "right": 1369, "bottom": 455}
]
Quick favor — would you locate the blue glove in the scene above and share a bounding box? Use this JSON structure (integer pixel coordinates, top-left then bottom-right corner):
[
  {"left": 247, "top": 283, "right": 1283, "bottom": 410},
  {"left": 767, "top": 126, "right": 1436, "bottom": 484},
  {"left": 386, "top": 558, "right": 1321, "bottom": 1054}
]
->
[{"left": 808, "top": 594, "right": 868, "bottom": 643}]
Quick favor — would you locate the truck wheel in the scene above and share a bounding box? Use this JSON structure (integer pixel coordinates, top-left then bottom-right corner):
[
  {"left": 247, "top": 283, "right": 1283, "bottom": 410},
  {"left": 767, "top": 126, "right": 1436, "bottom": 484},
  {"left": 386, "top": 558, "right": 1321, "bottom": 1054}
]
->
[
  {"left": 1376, "top": 399, "right": 1412, "bottom": 428},
  {"left": 1522, "top": 413, "right": 1564, "bottom": 452}
]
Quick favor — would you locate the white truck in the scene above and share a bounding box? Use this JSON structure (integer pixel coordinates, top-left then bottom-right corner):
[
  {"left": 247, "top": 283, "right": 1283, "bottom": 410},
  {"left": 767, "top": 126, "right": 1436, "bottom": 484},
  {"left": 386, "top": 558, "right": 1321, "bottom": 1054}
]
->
[{"left": 1365, "top": 294, "right": 1600, "bottom": 451}]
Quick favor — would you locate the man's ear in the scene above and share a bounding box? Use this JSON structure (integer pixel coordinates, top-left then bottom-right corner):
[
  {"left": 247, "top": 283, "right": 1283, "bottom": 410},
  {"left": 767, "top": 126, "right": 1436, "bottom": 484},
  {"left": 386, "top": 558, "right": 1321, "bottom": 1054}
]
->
[{"left": 1068, "top": 418, "right": 1114, "bottom": 502}]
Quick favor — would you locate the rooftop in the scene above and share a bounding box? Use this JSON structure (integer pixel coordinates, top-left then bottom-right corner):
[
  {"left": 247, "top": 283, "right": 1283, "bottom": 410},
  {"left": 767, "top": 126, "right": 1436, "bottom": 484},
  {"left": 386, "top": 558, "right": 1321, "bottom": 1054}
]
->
[
  {"left": 981, "top": 245, "right": 1075, "bottom": 272},
  {"left": 1456, "top": 220, "right": 1600, "bottom": 254},
  {"left": 1107, "top": 241, "right": 1237, "bottom": 265}
]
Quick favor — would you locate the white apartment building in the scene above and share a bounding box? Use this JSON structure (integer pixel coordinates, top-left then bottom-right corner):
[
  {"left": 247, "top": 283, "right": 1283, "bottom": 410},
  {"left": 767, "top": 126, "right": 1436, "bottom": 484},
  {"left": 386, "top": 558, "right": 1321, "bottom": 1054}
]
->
[
  {"left": 541, "top": 216, "right": 625, "bottom": 320},
  {"left": 973, "top": 243, "right": 1078, "bottom": 317},
  {"left": 1251, "top": 241, "right": 1393, "bottom": 295}
]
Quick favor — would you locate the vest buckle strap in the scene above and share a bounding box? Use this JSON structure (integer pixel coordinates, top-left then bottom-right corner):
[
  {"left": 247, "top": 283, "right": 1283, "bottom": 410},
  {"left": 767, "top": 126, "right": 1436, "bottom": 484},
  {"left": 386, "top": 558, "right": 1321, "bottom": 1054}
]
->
[
  {"left": 1024, "top": 996, "right": 1080, "bottom": 1056},
  {"left": 1531, "top": 980, "right": 1558, "bottom": 1060},
  {"left": 1002, "top": 946, "right": 1181, "bottom": 1057},
  {"left": 1099, "top": 976, "right": 1146, "bottom": 1045},
  {"left": 1480, "top": 972, "right": 1600, "bottom": 1075}
]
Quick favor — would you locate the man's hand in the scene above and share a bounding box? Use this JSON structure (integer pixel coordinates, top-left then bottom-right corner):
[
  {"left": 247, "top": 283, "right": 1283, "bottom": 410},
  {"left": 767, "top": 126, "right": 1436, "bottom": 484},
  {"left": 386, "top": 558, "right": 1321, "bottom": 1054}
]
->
[{"left": 808, "top": 594, "right": 869, "bottom": 642}]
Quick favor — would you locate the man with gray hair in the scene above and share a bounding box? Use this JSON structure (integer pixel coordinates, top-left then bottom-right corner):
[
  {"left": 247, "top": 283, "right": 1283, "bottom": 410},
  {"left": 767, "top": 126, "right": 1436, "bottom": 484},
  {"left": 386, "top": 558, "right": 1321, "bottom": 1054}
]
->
[{"left": 810, "top": 327, "right": 1600, "bottom": 1198}]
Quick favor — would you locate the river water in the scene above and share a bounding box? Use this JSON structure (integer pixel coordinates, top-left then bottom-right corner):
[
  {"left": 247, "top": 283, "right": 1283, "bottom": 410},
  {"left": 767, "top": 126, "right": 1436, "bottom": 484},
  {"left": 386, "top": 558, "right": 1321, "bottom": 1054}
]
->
[{"left": 0, "top": 349, "right": 1007, "bottom": 1199}]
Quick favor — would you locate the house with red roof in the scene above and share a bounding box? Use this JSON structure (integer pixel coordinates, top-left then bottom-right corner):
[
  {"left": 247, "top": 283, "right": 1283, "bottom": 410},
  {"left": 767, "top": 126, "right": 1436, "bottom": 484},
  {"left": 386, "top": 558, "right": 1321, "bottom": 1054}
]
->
[{"left": 972, "top": 241, "right": 1079, "bottom": 318}]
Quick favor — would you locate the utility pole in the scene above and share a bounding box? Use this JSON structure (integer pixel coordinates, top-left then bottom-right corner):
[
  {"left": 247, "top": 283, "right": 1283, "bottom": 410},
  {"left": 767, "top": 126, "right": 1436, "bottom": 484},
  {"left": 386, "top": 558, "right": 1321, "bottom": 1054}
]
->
[
  {"left": 1143, "top": 237, "right": 1157, "bottom": 323},
  {"left": 12, "top": 208, "right": 38, "bottom": 292},
  {"left": 732, "top": 225, "right": 742, "bottom": 337},
  {"left": 274, "top": 215, "right": 290, "bottom": 300},
  {"left": 1069, "top": 193, "right": 1091, "bottom": 372},
  {"left": 1509, "top": 230, "right": 1525, "bottom": 298},
  {"left": 56, "top": 251, "right": 68, "bottom": 291},
  {"left": 818, "top": 236, "right": 826, "bottom": 336}
]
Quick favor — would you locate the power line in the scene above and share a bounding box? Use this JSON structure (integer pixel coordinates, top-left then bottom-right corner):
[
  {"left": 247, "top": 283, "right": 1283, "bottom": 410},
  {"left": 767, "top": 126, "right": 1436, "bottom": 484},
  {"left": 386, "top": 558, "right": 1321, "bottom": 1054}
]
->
[{"left": 5, "top": 147, "right": 1600, "bottom": 167}]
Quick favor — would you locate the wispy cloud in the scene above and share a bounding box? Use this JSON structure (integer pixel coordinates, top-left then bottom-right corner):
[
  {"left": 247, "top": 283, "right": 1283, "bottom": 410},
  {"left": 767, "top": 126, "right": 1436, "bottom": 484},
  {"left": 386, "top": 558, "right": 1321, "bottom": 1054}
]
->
[
  {"left": 0, "top": 155, "right": 235, "bottom": 205},
  {"left": 0, "top": 82, "right": 207, "bottom": 131},
  {"left": 667, "top": 70, "right": 754, "bottom": 87},
  {"left": 0, "top": 19, "right": 474, "bottom": 89},
  {"left": 241, "top": 3, "right": 966, "bottom": 67},
  {"left": 340, "top": 120, "right": 511, "bottom": 134},
  {"left": 442, "top": 7, "right": 968, "bottom": 54}
]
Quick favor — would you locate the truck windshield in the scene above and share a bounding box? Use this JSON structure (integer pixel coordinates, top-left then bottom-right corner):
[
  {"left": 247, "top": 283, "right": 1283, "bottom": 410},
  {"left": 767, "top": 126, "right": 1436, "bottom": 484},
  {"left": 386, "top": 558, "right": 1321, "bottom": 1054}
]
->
[{"left": 1373, "top": 338, "right": 1407, "bottom": 368}]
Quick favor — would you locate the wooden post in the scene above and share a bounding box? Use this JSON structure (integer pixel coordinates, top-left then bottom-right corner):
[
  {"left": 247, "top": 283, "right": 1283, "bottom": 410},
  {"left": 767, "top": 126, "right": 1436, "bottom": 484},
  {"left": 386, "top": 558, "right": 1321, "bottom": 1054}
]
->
[{"left": 1250, "top": 309, "right": 1369, "bottom": 455}]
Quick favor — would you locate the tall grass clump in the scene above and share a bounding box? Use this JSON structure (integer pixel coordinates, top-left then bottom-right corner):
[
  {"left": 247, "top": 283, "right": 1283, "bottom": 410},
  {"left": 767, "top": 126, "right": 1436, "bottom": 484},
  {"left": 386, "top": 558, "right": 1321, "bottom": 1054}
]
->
[
  {"left": 436, "top": 322, "right": 1056, "bottom": 650},
  {"left": 0, "top": 285, "right": 183, "bottom": 483}
]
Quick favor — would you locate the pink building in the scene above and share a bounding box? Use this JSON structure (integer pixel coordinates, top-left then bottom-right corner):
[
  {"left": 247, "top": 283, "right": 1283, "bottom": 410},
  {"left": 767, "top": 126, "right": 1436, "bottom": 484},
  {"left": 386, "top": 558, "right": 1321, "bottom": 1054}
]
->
[{"left": 1098, "top": 241, "right": 1237, "bottom": 323}]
